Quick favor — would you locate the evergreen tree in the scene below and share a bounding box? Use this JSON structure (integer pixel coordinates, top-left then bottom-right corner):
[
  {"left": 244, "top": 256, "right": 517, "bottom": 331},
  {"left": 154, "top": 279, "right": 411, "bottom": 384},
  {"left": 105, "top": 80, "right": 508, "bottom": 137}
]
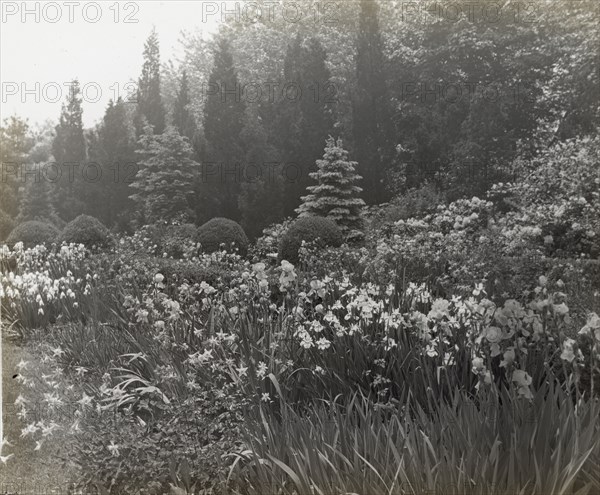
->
[
  {"left": 52, "top": 80, "right": 87, "bottom": 220},
  {"left": 201, "top": 36, "right": 246, "bottom": 221},
  {"left": 98, "top": 98, "right": 137, "bottom": 227},
  {"left": 130, "top": 126, "right": 199, "bottom": 223},
  {"left": 353, "top": 0, "right": 393, "bottom": 205},
  {"left": 17, "top": 169, "right": 58, "bottom": 224},
  {"left": 0, "top": 116, "right": 30, "bottom": 219},
  {"left": 238, "top": 106, "right": 284, "bottom": 239},
  {"left": 173, "top": 70, "right": 197, "bottom": 142},
  {"left": 296, "top": 137, "right": 365, "bottom": 239},
  {"left": 135, "top": 28, "right": 166, "bottom": 136},
  {"left": 276, "top": 35, "right": 334, "bottom": 217}
]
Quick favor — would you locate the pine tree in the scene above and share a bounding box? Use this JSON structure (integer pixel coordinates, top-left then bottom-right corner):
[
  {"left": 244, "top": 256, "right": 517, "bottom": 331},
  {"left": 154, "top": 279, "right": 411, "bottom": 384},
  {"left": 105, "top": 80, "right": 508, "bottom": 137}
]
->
[
  {"left": 52, "top": 79, "right": 87, "bottom": 220},
  {"left": 201, "top": 36, "right": 246, "bottom": 221},
  {"left": 135, "top": 28, "right": 166, "bottom": 136},
  {"left": 296, "top": 137, "right": 365, "bottom": 239},
  {"left": 353, "top": 0, "right": 394, "bottom": 205},
  {"left": 130, "top": 126, "right": 199, "bottom": 224}
]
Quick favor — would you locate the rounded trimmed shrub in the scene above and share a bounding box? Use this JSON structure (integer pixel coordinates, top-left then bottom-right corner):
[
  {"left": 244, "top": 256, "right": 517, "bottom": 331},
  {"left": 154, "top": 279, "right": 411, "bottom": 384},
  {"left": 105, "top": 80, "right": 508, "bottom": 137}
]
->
[
  {"left": 6, "top": 221, "right": 60, "bottom": 248},
  {"left": 279, "top": 216, "right": 343, "bottom": 263},
  {"left": 0, "top": 210, "right": 15, "bottom": 242},
  {"left": 196, "top": 218, "right": 249, "bottom": 255},
  {"left": 61, "top": 214, "right": 111, "bottom": 248}
]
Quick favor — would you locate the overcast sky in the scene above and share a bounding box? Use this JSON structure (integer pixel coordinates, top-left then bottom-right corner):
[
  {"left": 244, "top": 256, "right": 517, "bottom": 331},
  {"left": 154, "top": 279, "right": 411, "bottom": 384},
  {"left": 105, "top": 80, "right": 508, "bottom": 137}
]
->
[{"left": 0, "top": 1, "right": 236, "bottom": 128}]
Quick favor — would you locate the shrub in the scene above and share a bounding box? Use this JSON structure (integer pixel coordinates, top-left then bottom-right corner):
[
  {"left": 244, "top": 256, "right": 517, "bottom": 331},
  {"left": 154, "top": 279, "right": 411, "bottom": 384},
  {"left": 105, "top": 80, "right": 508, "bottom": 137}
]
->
[
  {"left": 6, "top": 221, "right": 59, "bottom": 248},
  {"left": 61, "top": 215, "right": 111, "bottom": 248},
  {"left": 160, "top": 223, "right": 198, "bottom": 258},
  {"left": 196, "top": 218, "right": 249, "bottom": 255},
  {"left": 0, "top": 209, "right": 15, "bottom": 242},
  {"left": 279, "top": 216, "right": 343, "bottom": 263}
]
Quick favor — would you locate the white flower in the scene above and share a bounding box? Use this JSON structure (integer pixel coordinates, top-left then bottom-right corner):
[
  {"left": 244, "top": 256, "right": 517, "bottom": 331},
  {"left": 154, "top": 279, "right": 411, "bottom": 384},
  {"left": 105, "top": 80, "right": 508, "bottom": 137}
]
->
[
  {"left": 256, "top": 361, "right": 268, "bottom": 379},
  {"left": 107, "top": 441, "right": 120, "bottom": 457},
  {"left": 154, "top": 273, "right": 164, "bottom": 284},
  {"left": 316, "top": 338, "right": 331, "bottom": 350}
]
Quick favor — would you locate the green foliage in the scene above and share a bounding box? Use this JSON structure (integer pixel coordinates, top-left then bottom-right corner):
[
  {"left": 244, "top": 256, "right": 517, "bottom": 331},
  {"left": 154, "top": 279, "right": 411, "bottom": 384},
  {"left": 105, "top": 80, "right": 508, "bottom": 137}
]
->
[
  {"left": 491, "top": 134, "right": 600, "bottom": 259},
  {"left": 134, "top": 28, "right": 166, "bottom": 136},
  {"left": 17, "top": 175, "right": 59, "bottom": 225},
  {"left": 6, "top": 221, "right": 60, "bottom": 248},
  {"left": 196, "top": 217, "right": 249, "bottom": 255},
  {"left": 297, "top": 137, "right": 365, "bottom": 240},
  {"left": 159, "top": 223, "right": 198, "bottom": 259},
  {"left": 0, "top": 116, "right": 30, "bottom": 218},
  {"left": 0, "top": 209, "right": 15, "bottom": 242},
  {"left": 86, "top": 97, "right": 137, "bottom": 228},
  {"left": 354, "top": 0, "right": 394, "bottom": 205},
  {"left": 172, "top": 70, "right": 196, "bottom": 143},
  {"left": 52, "top": 79, "right": 87, "bottom": 221},
  {"left": 279, "top": 216, "right": 343, "bottom": 263},
  {"left": 235, "top": 383, "right": 600, "bottom": 495},
  {"left": 61, "top": 214, "right": 111, "bottom": 248},
  {"left": 200, "top": 36, "right": 246, "bottom": 222},
  {"left": 130, "top": 126, "right": 199, "bottom": 223},
  {"left": 275, "top": 35, "right": 335, "bottom": 217}
]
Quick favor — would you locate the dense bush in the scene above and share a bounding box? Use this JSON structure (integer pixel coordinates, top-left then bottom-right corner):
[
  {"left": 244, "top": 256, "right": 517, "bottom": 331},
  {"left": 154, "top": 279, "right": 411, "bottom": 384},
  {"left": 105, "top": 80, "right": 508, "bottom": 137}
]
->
[
  {"left": 0, "top": 209, "right": 15, "bottom": 242},
  {"left": 279, "top": 216, "right": 343, "bottom": 263},
  {"left": 196, "top": 218, "right": 249, "bottom": 255},
  {"left": 160, "top": 223, "right": 198, "bottom": 258},
  {"left": 61, "top": 215, "right": 111, "bottom": 248},
  {"left": 6, "top": 221, "right": 59, "bottom": 248}
]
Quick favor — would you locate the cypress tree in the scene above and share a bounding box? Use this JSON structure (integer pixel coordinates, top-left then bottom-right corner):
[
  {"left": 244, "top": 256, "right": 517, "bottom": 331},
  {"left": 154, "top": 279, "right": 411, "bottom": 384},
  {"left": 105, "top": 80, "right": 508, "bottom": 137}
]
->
[
  {"left": 353, "top": 0, "right": 393, "bottom": 205},
  {"left": 201, "top": 36, "right": 246, "bottom": 222},
  {"left": 277, "top": 35, "right": 334, "bottom": 217},
  {"left": 173, "top": 70, "right": 197, "bottom": 142},
  {"left": 52, "top": 79, "right": 87, "bottom": 220},
  {"left": 135, "top": 28, "right": 166, "bottom": 136}
]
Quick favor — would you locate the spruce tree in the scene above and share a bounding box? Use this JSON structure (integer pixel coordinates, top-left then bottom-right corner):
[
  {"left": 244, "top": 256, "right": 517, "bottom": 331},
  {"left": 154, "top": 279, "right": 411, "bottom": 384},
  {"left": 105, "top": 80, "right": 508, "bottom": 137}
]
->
[
  {"left": 353, "top": 0, "right": 393, "bottom": 205},
  {"left": 296, "top": 137, "right": 365, "bottom": 239},
  {"left": 130, "top": 126, "right": 199, "bottom": 224},
  {"left": 52, "top": 79, "right": 87, "bottom": 220},
  {"left": 135, "top": 28, "right": 166, "bottom": 136}
]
